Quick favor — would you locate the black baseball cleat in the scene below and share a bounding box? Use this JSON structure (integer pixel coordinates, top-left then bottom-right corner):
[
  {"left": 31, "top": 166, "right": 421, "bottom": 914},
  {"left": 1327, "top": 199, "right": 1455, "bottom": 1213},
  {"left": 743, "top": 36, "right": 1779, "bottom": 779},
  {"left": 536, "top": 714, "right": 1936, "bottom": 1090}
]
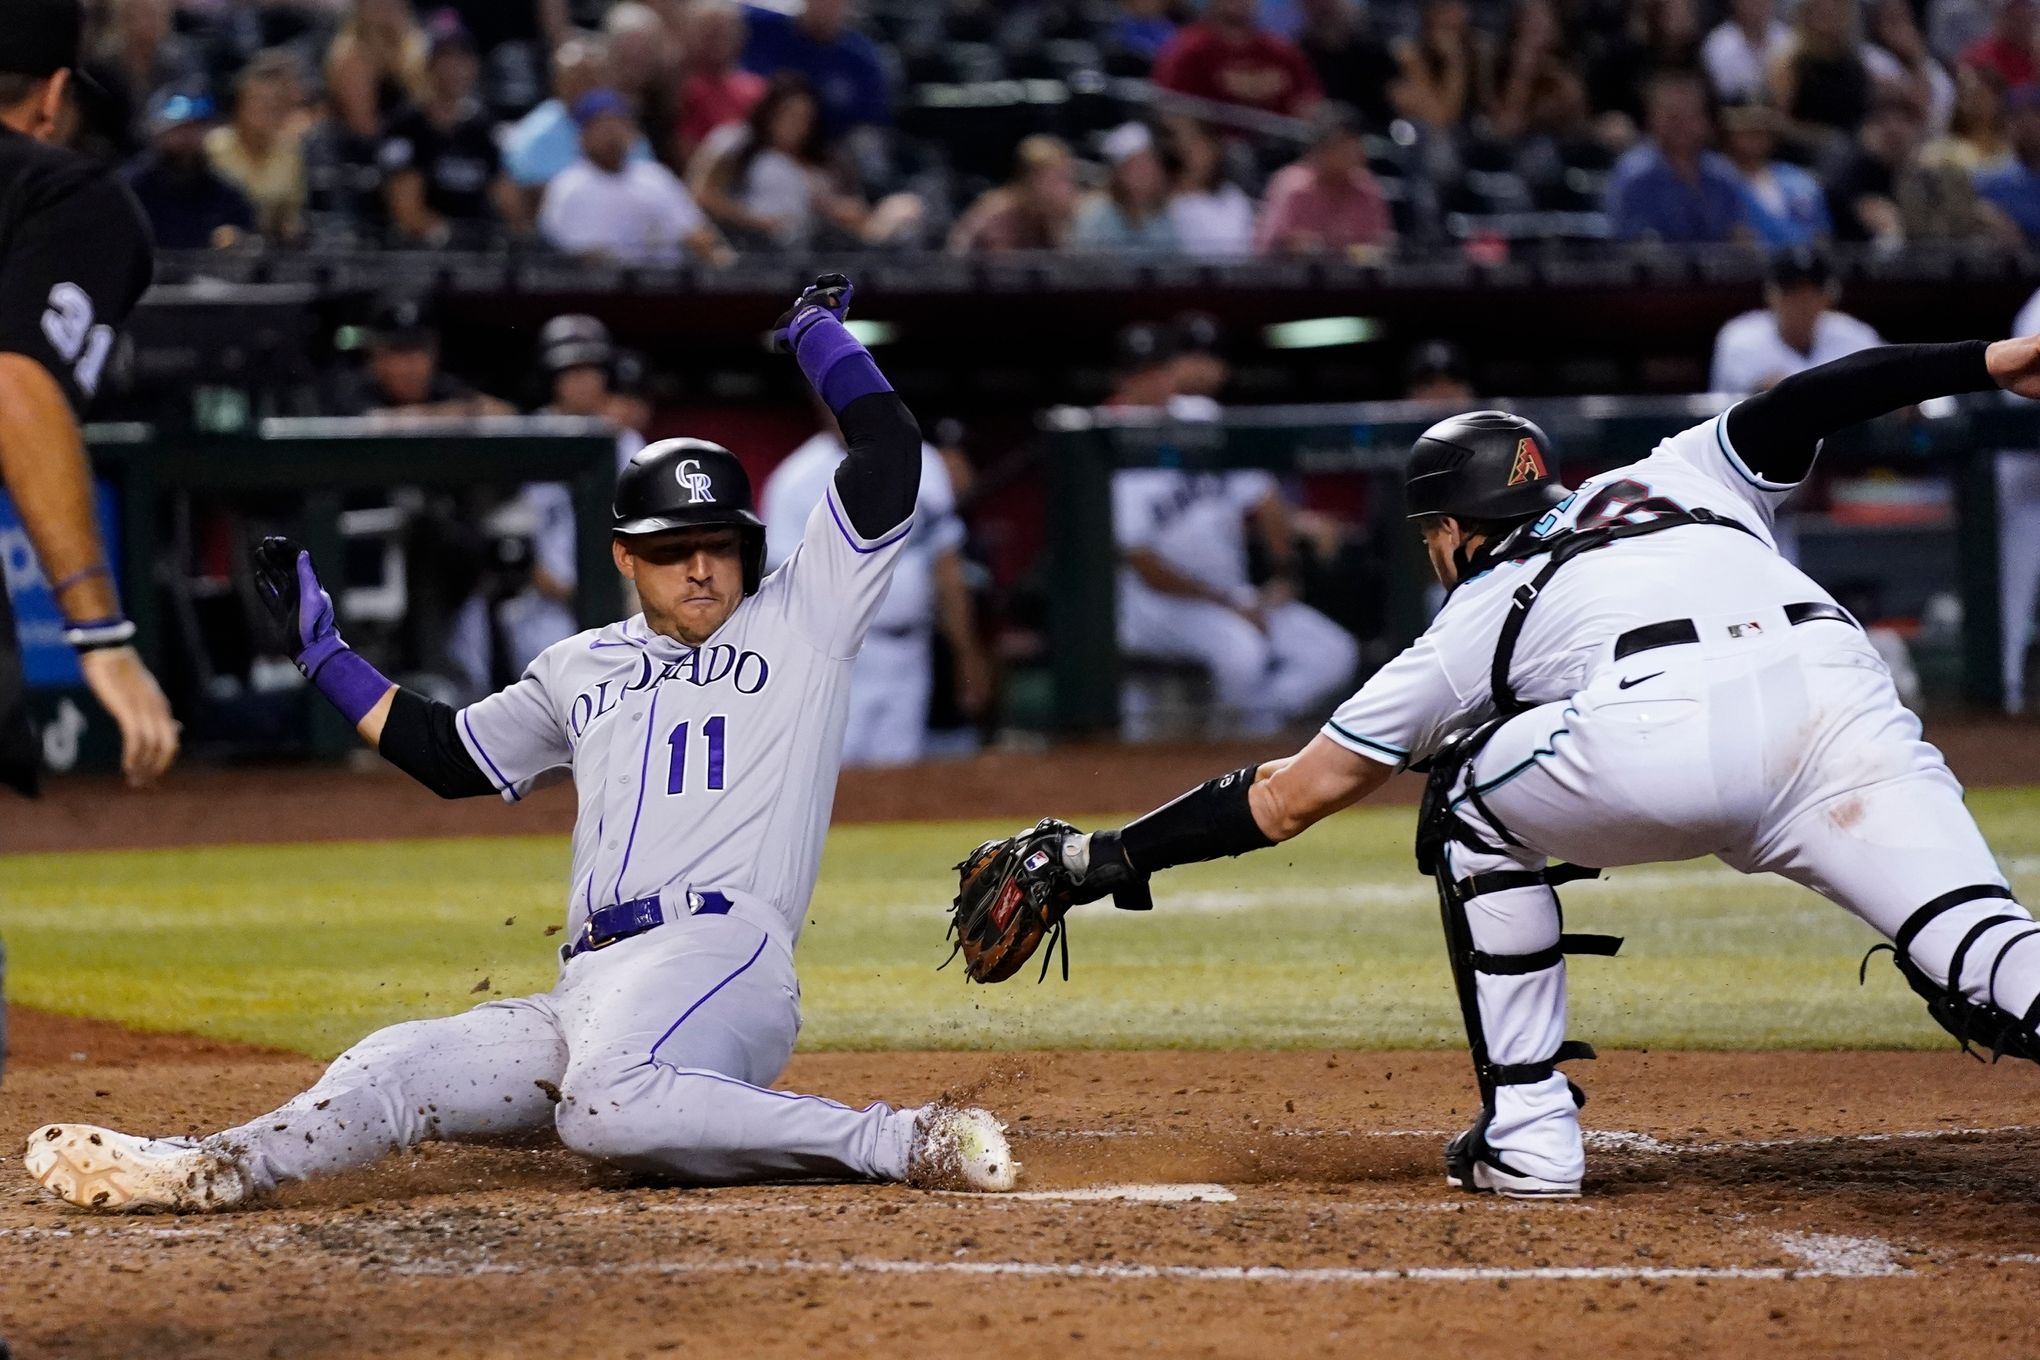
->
[{"left": 1444, "top": 1122, "right": 1582, "bottom": 1199}]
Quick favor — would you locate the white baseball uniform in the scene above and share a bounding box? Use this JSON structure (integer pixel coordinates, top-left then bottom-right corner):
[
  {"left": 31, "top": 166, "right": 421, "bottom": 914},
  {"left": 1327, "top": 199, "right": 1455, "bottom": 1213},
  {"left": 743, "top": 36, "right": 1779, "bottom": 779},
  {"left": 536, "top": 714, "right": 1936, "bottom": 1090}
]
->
[
  {"left": 761, "top": 434, "right": 964, "bottom": 766},
  {"left": 1708, "top": 308, "right": 1883, "bottom": 396},
  {"left": 1325, "top": 410, "right": 2028, "bottom": 1184},
  {"left": 1114, "top": 467, "right": 1358, "bottom": 735},
  {"left": 210, "top": 475, "right": 931, "bottom": 1190},
  {"left": 1996, "top": 288, "right": 2040, "bottom": 713}
]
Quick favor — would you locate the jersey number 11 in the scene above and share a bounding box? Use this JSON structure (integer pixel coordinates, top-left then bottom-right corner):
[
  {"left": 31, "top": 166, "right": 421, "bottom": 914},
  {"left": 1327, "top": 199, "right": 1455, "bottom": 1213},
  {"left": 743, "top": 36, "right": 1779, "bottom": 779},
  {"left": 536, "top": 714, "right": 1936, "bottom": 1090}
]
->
[{"left": 666, "top": 717, "right": 728, "bottom": 795}]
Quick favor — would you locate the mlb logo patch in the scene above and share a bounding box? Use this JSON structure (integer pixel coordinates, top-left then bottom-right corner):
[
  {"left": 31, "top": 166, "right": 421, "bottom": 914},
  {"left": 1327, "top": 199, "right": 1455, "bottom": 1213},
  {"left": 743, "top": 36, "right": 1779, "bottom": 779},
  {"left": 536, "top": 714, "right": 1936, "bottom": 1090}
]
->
[
  {"left": 1727, "top": 620, "right": 1764, "bottom": 639},
  {"left": 1023, "top": 850, "right": 1051, "bottom": 873}
]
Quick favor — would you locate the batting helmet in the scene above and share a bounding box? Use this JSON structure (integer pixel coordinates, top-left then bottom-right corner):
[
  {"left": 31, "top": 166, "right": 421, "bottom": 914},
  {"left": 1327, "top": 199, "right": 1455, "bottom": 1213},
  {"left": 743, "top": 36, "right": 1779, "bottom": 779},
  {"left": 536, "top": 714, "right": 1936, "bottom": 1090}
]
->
[
  {"left": 1404, "top": 411, "right": 1568, "bottom": 523},
  {"left": 612, "top": 438, "right": 768, "bottom": 595},
  {"left": 539, "top": 314, "right": 616, "bottom": 376}
]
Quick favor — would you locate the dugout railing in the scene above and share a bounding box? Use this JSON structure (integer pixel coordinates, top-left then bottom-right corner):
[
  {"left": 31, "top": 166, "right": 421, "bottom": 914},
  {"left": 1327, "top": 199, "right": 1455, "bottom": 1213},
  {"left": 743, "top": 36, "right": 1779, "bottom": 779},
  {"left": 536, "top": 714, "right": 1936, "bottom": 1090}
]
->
[{"left": 1038, "top": 397, "right": 2035, "bottom": 734}]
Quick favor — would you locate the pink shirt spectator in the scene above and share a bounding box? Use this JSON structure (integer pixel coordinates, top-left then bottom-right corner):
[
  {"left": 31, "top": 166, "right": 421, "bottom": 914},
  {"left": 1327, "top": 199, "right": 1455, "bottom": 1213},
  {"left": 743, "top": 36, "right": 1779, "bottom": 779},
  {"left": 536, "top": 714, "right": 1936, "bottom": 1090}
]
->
[
  {"left": 678, "top": 69, "right": 768, "bottom": 157},
  {"left": 1253, "top": 161, "right": 1392, "bottom": 255}
]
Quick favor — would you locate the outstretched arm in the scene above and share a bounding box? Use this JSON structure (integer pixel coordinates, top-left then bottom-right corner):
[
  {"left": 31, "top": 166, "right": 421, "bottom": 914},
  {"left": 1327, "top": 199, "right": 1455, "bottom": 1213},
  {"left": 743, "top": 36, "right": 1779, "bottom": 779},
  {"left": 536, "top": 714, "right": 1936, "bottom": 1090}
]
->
[
  {"left": 1061, "top": 735, "right": 1394, "bottom": 903},
  {"left": 779, "top": 274, "right": 921, "bottom": 538},
  {"left": 1722, "top": 337, "right": 2028, "bottom": 484},
  {"left": 252, "top": 537, "right": 494, "bottom": 798}
]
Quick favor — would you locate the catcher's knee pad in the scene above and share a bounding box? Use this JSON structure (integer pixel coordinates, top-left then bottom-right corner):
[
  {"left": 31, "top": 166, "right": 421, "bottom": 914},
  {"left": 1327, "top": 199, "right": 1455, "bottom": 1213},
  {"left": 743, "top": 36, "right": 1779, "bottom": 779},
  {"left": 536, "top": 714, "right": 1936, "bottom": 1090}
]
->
[
  {"left": 1867, "top": 884, "right": 2040, "bottom": 1065},
  {"left": 1433, "top": 837, "right": 1621, "bottom": 1110}
]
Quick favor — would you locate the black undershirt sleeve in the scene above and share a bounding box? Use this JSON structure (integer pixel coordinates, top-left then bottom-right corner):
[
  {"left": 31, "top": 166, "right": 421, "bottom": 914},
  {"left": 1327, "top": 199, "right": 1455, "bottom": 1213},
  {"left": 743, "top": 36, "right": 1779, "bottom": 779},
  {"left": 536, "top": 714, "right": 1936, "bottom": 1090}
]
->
[
  {"left": 829, "top": 390, "right": 922, "bottom": 539},
  {"left": 1724, "top": 340, "right": 1996, "bottom": 485},
  {"left": 379, "top": 687, "right": 497, "bottom": 799}
]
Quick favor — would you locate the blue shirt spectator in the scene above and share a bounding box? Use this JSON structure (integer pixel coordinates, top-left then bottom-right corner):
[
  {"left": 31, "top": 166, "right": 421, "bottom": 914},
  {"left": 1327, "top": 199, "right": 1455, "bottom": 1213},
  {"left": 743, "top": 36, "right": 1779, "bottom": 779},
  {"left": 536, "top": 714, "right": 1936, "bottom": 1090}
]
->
[
  {"left": 1721, "top": 102, "right": 1829, "bottom": 247},
  {"left": 1977, "top": 92, "right": 2040, "bottom": 239},
  {"left": 1607, "top": 74, "right": 1749, "bottom": 242},
  {"left": 124, "top": 93, "right": 257, "bottom": 249},
  {"left": 503, "top": 37, "right": 653, "bottom": 189},
  {"left": 742, "top": 1, "right": 891, "bottom": 133}
]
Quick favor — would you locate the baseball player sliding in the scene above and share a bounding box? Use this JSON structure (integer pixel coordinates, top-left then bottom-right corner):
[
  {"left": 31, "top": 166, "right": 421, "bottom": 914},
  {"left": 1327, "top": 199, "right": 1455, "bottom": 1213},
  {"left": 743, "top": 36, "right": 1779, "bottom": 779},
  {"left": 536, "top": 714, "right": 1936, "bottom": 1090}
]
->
[
  {"left": 952, "top": 333, "right": 2040, "bottom": 1197},
  {"left": 24, "top": 276, "right": 1017, "bottom": 1211}
]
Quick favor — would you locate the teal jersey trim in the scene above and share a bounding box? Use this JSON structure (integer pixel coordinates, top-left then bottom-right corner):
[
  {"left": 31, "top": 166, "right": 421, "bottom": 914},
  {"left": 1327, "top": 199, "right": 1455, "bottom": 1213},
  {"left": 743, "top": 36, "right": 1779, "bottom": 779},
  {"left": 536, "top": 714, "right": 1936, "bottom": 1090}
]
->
[
  {"left": 1325, "top": 721, "right": 1409, "bottom": 761},
  {"left": 1448, "top": 706, "right": 1581, "bottom": 813}
]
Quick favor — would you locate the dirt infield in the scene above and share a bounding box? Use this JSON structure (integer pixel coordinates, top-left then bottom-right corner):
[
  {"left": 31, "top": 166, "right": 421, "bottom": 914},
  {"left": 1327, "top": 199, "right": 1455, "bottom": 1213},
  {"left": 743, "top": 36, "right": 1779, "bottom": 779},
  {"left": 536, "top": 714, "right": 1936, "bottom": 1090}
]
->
[
  {"left": 7, "top": 715, "right": 2040, "bottom": 854},
  {"left": 5, "top": 1009, "right": 2040, "bottom": 1359}
]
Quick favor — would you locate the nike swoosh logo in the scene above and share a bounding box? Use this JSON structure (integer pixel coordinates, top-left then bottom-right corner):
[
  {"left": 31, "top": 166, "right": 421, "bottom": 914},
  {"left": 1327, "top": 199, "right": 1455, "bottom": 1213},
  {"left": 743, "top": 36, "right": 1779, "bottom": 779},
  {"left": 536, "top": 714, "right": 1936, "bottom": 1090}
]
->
[{"left": 1617, "top": 672, "right": 1665, "bottom": 690}]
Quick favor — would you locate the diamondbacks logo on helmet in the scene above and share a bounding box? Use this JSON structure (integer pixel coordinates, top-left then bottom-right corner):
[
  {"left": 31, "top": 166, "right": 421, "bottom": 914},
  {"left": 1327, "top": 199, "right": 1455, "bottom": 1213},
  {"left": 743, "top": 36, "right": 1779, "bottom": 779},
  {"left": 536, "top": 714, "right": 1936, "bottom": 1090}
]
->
[
  {"left": 1506, "top": 437, "right": 1548, "bottom": 487},
  {"left": 675, "top": 459, "right": 717, "bottom": 504}
]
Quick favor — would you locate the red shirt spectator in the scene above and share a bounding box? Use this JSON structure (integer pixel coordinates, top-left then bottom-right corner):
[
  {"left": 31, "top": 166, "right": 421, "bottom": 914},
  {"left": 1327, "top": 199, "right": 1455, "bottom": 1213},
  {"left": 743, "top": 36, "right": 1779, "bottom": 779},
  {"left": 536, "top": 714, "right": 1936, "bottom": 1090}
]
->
[
  {"left": 1254, "top": 106, "right": 1393, "bottom": 254},
  {"left": 1152, "top": 0, "right": 1323, "bottom": 117},
  {"left": 1964, "top": 0, "right": 2040, "bottom": 90},
  {"left": 675, "top": 0, "right": 766, "bottom": 159}
]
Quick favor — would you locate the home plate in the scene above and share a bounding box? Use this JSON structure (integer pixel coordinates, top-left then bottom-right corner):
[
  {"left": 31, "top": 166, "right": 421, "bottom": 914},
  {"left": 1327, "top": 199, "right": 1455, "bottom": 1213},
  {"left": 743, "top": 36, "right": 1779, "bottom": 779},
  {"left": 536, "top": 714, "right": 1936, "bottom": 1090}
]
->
[{"left": 1008, "top": 1184, "right": 1236, "bottom": 1204}]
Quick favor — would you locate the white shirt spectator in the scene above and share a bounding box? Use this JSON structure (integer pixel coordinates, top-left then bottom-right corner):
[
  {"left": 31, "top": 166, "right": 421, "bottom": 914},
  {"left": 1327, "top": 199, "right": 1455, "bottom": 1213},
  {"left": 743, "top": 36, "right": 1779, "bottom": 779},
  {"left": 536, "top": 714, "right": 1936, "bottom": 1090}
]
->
[
  {"left": 1865, "top": 44, "right": 1956, "bottom": 136},
  {"left": 539, "top": 157, "right": 708, "bottom": 264},
  {"left": 1168, "top": 182, "right": 1259, "bottom": 256},
  {"left": 1709, "top": 308, "right": 1885, "bottom": 394},
  {"left": 1702, "top": 20, "right": 1793, "bottom": 102}
]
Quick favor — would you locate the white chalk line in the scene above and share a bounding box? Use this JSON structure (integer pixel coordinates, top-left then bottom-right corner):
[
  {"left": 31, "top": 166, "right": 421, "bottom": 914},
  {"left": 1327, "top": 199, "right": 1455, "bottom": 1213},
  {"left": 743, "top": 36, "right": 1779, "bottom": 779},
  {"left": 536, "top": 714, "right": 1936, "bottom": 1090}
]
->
[
  {"left": 381, "top": 1231, "right": 1908, "bottom": 1285},
  {"left": 1005, "top": 1182, "right": 1234, "bottom": 1203}
]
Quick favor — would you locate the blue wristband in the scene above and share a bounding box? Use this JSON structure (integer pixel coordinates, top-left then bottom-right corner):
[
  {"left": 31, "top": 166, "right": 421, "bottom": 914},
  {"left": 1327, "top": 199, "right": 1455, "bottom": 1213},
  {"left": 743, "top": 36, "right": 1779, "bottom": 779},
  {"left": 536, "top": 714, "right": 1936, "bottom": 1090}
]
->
[
  {"left": 792, "top": 311, "right": 892, "bottom": 415},
  {"left": 312, "top": 648, "right": 395, "bottom": 727}
]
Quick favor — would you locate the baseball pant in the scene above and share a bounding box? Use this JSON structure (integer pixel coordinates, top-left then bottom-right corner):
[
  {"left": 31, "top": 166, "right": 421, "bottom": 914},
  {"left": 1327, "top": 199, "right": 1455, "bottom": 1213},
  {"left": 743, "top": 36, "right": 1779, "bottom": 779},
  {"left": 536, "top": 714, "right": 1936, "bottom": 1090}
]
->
[
  {"left": 1997, "top": 451, "right": 2040, "bottom": 713},
  {"left": 1119, "top": 585, "right": 1359, "bottom": 736},
  {"left": 842, "top": 628, "right": 932, "bottom": 767},
  {"left": 1445, "top": 609, "right": 2031, "bottom": 1178},
  {"left": 213, "top": 912, "right": 918, "bottom": 1191}
]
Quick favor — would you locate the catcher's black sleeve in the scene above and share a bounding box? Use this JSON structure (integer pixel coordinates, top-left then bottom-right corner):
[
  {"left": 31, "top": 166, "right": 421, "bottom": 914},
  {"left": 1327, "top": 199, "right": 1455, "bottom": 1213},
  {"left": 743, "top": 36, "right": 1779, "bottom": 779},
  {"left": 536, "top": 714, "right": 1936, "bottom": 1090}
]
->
[
  {"left": 830, "top": 391, "right": 922, "bottom": 539},
  {"left": 379, "top": 688, "right": 497, "bottom": 799},
  {"left": 0, "top": 153, "right": 155, "bottom": 413},
  {"left": 1117, "top": 765, "right": 1275, "bottom": 873},
  {"left": 1723, "top": 341, "right": 1995, "bottom": 485}
]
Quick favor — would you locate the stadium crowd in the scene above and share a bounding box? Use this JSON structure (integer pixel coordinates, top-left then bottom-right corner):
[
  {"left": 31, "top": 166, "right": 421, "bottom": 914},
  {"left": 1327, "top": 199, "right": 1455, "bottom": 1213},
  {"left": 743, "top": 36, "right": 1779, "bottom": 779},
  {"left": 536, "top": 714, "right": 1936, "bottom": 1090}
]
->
[{"left": 56, "top": 0, "right": 2040, "bottom": 259}]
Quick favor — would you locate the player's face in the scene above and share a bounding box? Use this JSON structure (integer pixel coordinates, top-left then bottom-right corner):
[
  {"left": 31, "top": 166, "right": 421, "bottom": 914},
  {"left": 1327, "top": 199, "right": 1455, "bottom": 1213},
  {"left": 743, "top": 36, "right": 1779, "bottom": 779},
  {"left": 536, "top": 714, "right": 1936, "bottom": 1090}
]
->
[{"left": 614, "top": 527, "right": 746, "bottom": 644}]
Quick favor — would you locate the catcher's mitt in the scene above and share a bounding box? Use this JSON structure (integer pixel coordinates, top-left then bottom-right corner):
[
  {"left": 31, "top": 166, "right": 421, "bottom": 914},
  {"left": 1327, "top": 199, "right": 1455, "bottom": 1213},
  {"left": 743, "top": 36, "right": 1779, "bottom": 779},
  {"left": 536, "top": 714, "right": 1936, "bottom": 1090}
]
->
[{"left": 946, "top": 818, "right": 1153, "bottom": 984}]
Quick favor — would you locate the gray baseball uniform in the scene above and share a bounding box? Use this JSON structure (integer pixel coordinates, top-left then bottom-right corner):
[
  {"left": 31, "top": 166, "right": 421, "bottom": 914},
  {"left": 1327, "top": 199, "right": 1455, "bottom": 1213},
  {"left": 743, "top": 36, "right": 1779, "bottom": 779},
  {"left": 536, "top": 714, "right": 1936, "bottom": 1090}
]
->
[{"left": 210, "top": 476, "right": 926, "bottom": 1190}]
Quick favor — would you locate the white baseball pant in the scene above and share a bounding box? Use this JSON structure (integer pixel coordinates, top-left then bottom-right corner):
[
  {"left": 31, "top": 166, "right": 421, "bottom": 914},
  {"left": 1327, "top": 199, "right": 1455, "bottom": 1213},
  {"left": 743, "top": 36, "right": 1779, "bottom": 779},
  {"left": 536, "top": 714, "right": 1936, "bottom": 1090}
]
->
[{"left": 1119, "top": 584, "right": 1359, "bottom": 736}]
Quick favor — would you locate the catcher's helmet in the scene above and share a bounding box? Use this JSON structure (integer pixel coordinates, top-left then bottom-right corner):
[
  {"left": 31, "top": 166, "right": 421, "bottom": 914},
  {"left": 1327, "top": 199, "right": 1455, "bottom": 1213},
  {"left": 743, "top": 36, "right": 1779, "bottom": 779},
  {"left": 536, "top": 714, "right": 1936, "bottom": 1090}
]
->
[
  {"left": 612, "top": 438, "right": 767, "bottom": 595},
  {"left": 1404, "top": 410, "right": 1569, "bottom": 522}
]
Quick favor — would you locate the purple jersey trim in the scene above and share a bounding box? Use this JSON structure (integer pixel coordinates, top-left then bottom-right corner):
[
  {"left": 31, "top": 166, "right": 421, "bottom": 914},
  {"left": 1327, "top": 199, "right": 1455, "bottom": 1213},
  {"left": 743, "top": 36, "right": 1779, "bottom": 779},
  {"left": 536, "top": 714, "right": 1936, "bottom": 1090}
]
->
[
  {"left": 664, "top": 1068, "right": 885, "bottom": 1116},
  {"left": 609, "top": 684, "right": 662, "bottom": 902},
  {"left": 826, "top": 483, "right": 913, "bottom": 554},
  {"left": 647, "top": 930, "right": 770, "bottom": 1064},
  {"left": 459, "top": 709, "right": 522, "bottom": 802}
]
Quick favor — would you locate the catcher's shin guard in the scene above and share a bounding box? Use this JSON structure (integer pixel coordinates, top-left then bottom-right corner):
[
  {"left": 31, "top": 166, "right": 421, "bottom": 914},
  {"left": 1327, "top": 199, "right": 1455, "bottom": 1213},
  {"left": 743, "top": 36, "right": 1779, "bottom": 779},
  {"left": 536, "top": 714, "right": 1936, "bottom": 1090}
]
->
[
  {"left": 1864, "top": 884, "right": 2040, "bottom": 1065},
  {"left": 1417, "top": 726, "right": 1621, "bottom": 1193}
]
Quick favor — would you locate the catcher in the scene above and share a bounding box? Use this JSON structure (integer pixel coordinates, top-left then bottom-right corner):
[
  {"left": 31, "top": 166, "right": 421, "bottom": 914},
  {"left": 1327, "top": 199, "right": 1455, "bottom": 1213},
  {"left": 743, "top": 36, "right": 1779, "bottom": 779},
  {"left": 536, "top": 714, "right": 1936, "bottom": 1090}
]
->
[{"left": 954, "top": 333, "right": 2040, "bottom": 1198}]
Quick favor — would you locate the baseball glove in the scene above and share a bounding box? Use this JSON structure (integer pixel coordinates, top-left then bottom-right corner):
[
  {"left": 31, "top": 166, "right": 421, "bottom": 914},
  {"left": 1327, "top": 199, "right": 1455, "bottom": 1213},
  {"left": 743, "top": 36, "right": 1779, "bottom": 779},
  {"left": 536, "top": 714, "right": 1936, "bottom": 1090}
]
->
[{"left": 946, "top": 819, "right": 1154, "bottom": 984}]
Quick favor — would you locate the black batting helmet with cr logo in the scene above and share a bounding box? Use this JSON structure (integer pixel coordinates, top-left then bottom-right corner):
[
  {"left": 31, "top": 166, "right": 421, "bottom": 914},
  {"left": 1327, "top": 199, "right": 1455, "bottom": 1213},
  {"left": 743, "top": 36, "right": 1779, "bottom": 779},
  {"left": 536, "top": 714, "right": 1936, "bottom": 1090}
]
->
[
  {"left": 1403, "top": 410, "right": 1569, "bottom": 523},
  {"left": 612, "top": 438, "right": 768, "bottom": 594}
]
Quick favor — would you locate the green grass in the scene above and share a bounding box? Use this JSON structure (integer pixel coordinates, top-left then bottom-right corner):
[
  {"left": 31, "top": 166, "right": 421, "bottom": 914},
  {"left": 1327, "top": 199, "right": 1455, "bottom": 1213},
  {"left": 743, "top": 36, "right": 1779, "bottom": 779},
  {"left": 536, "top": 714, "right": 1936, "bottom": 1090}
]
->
[{"left": 7, "top": 789, "right": 2040, "bottom": 1058}]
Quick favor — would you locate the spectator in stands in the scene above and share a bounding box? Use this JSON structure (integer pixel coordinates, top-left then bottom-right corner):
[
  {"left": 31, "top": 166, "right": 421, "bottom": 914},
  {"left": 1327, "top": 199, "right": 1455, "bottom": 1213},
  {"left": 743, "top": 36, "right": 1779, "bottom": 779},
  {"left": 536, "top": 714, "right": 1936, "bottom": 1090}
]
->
[
  {"left": 1253, "top": 103, "right": 1392, "bottom": 256},
  {"left": 1152, "top": 0, "right": 1323, "bottom": 119},
  {"left": 1606, "top": 71, "right": 1749, "bottom": 242},
  {"left": 81, "top": 0, "right": 206, "bottom": 157},
  {"left": 605, "top": 2, "right": 683, "bottom": 165},
  {"left": 378, "top": 17, "right": 523, "bottom": 246},
  {"left": 741, "top": 0, "right": 892, "bottom": 135},
  {"left": 1405, "top": 339, "right": 1476, "bottom": 403},
  {"left": 1391, "top": 0, "right": 1494, "bottom": 132},
  {"left": 1720, "top": 101, "right": 1831, "bottom": 246},
  {"left": 1296, "top": 0, "right": 1399, "bottom": 132},
  {"left": 205, "top": 49, "right": 309, "bottom": 243},
  {"left": 1769, "top": 0, "right": 1873, "bottom": 151},
  {"left": 1072, "top": 122, "right": 1180, "bottom": 254},
  {"left": 1105, "top": 0, "right": 1181, "bottom": 74},
  {"left": 947, "top": 135, "right": 1080, "bottom": 253},
  {"left": 691, "top": 73, "right": 923, "bottom": 249},
  {"left": 676, "top": 0, "right": 767, "bottom": 160},
  {"left": 1165, "top": 116, "right": 1258, "bottom": 256},
  {"left": 1963, "top": 0, "right": 2040, "bottom": 93},
  {"left": 1867, "top": 0, "right": 1955, "bottom": 136},
  {"left": 540, "top": 89, "right": 733, "bottom": 265},
  {"left": 1703, "top": 0, "right": 1791, "bottom": 104},
  {"left": 1825, "top": 91, "right": 1928, "bottom": 241},
  {"left": 326, "top": 0, "right": 429, "bottom": 144},
  {"left": 1586, "top": 0, "right": 1703, "bottom": 137},
  {"left": 1926, "top": 63, "right": 2014, "bottom": 170},
  {"left": 504, "top": 38, "right": 651, "bottom": 194},
  {"left": 1977, "top": 85, "right": 2040, "bottom": 237},
  {"left": 1709, "top": 246, "right": 1880, "bottom": 394},
  {"left": 325, "top": 294, "right": 515, "bottom": 417},
  {"left": 1486, "top": 0, "right": 1579, "bottom": 141},
  {"left": 124, "top": 91, "right": 258, "bottom": 250}
]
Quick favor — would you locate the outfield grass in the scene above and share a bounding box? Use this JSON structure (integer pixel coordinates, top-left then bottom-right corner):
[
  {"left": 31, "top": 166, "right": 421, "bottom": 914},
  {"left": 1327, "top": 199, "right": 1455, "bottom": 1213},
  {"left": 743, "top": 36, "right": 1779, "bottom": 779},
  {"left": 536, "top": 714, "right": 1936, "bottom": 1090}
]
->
[{"left": 6, "top": 789, "right": 2040, "bottom": 1057}]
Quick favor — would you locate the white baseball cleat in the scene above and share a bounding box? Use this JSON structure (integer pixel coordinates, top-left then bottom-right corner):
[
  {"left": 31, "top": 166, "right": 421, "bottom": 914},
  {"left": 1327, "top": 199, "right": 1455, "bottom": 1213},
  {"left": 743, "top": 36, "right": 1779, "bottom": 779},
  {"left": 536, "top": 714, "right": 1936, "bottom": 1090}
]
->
[
  {"left": 906, "top": 1105, "right": 1019, "bottom": 1192},
  {"left": 24, "top": 1124, "right": 248, "bottom": 1213}
]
